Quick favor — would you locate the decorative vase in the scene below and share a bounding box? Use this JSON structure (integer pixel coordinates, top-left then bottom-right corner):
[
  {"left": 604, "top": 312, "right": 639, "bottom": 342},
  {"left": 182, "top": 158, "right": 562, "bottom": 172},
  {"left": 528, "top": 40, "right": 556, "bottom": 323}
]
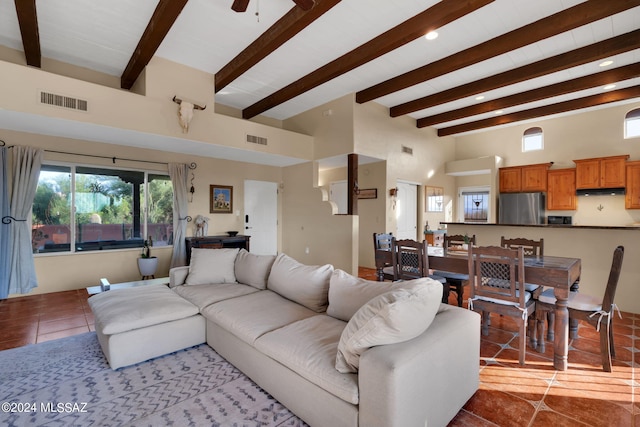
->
[{"left": 137, "top": 257, "right": 158, "bottom": 279}]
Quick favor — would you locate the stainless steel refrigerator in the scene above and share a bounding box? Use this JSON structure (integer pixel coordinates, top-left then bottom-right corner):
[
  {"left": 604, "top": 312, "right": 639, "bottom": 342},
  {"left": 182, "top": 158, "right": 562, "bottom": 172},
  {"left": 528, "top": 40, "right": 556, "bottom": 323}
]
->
[{"left": 498, "top": 192, "right": 545, "bottom": 225}]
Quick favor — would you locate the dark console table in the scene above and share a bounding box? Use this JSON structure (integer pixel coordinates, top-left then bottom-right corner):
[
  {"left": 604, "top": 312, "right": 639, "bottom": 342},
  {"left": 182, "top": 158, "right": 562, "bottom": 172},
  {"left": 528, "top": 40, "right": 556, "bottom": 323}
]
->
[{"left": 185, "top": 235, "right": 250, "bottom": 264}]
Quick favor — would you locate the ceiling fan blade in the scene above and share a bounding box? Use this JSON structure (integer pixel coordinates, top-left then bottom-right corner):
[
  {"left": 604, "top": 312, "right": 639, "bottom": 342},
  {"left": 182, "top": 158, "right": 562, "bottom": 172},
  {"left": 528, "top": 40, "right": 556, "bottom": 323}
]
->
[
  {"left": 292, "top": 0, "right": 315, "bottom": 11},
  {"left": 231, "top": 0, "right": 250, "bottom": 12}
]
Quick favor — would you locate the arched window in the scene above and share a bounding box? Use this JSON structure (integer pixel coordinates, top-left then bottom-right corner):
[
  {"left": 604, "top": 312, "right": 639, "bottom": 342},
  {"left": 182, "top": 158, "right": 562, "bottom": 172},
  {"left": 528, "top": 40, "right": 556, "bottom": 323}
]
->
[
  {"left": 522, "top": 127, "right": 543, "bottom": 152},
  {"left": 624, "top": 108, "right": 640, "bottom": 139}
]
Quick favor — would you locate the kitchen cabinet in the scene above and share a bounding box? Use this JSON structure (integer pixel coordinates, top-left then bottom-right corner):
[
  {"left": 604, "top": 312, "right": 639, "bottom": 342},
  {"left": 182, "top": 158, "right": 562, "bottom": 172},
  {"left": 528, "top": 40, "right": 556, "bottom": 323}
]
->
[
  {"left": 625, "top": 161, "right": 640, "bottom": 209},
  {"left": 574, "top": 155, "right": 629, "bottom": 189},
  {"left": 424, "top": 230, "right": 444, "bottom": 247},
  {"left": 547, "top": 168, "right": 576, "bottom": 210},
  {"left": 499, "top": 163, "right": 551, "bottom": 193}
]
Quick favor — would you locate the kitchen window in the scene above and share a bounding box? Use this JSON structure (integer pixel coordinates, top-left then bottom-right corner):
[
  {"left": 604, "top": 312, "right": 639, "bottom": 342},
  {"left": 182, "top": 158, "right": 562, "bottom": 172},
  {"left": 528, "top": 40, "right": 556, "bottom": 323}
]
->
[
  {"left": 625, "top": 108, "right": 640, "bottom": 139},
  {"left": 32, "top": 163, "right": 173, "bottom": 254}
]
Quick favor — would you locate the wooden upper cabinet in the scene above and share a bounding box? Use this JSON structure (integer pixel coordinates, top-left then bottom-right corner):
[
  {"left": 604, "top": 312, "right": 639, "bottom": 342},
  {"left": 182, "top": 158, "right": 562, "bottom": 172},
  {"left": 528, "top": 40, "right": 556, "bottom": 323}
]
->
[
  {"left": 625, "top": 161, "right": 640, "bottom": 209},
  {"left": 499, "top": 163, "right": 551, "bottom": 193},
  {"left": 499, "top": 167, "right": 522, "bottom": 193},
  {"left": 574, "top": 155, "right": 629, "bottom": 189},
  {"left": 547, "top": 168, "right": 576, "bottom": 210}
]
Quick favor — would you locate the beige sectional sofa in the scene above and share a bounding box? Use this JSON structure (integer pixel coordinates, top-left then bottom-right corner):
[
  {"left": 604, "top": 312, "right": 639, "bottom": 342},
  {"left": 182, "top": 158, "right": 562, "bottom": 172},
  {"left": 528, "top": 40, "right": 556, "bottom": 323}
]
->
[{"left": 89, "top": 248, "right": 480, "bottom": 427}]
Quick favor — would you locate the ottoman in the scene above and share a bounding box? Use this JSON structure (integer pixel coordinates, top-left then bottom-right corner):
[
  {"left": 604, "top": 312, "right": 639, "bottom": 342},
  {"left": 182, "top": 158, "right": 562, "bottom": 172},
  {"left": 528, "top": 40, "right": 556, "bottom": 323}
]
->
[{"left": 88, "top": 284, "right": 205, "bottom": 369}]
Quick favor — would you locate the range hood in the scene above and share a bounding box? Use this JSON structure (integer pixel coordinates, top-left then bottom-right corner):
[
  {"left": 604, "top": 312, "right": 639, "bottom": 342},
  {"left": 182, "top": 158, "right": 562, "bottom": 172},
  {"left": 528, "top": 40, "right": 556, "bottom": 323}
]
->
[{"left": 576, "top": 187, "right": 625, "bottom": 196}]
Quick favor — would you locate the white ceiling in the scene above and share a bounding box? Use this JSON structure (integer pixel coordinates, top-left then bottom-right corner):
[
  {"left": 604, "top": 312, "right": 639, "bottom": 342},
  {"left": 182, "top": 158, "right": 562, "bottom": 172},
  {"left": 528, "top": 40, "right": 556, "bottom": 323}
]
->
[{"left": 0, "top": 0, "right": 639, "bottom": 163}]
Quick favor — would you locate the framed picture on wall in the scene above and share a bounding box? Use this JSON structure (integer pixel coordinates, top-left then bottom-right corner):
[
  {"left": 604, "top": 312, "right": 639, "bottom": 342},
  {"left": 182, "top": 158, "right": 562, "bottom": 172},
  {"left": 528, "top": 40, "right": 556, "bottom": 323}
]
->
[
  {"left": 210, "top": 185, "right": 233, "bottom": 214},
  {"left": 426, "top": 186, "right": 444, "bottom": 212}
]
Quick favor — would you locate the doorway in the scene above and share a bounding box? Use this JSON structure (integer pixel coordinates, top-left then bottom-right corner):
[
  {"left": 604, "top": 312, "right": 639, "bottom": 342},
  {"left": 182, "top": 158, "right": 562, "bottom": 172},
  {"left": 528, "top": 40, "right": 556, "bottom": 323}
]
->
[
  {"left": 329, "top": 180, "right": 348, "bottom": 214},
  {"left": 244, "top": 180, "right": 278, "bottom": 255}
]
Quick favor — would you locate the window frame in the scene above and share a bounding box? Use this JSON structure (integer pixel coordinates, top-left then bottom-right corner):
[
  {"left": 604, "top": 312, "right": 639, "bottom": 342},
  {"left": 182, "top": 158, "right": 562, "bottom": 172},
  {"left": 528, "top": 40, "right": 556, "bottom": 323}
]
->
[
  {"left": 522, "top": 127, "right": 544, "bottom": 152},
  {"left": 624, "top": 108, "right": 640, "bottom": 139},
  {"left": 33, "top": 161, "right": 173, "bottom": 255}
]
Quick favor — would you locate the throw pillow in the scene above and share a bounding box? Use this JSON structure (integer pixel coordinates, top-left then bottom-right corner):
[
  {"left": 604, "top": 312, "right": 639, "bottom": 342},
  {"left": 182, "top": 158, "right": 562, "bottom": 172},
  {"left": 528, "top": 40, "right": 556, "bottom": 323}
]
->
[
  {"left": 234, "top": 249, "right": 276, "bottom": 290},
  {"left": 327, "top": 269, "right": 412, "bottom": 321},
  {"left": 185, "top": 248, "right": 239, "bottom": 285},
  {"left": 335, "top": 278, "right": 443, "bottom": 373},
  {"left": 267, "top": 253, "right": 333, "bottom": 312}
]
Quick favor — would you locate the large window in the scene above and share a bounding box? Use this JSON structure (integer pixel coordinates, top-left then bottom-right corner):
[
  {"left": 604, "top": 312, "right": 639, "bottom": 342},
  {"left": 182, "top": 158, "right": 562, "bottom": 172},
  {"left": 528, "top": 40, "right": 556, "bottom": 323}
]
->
[
  {"left": 32, "top": 164, "right": 173, "bottom": 254},
  {"left": 625, "top": 108, "right": 640, "bottom": 139},
  {"left": 460, "top": 189, "right": 489, "bottom": 223}
]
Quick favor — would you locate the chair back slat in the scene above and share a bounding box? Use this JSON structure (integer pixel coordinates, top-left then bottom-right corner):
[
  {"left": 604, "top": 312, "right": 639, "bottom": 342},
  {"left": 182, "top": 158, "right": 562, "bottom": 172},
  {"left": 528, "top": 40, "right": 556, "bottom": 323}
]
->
[
  {"left": 391, "top": 238, "right": 429, "bottom": 280},
  {"left": 373, "top": 232, "right": 393, "bottom": 251},
  {"left": 444, "top": 234, "right": 476, "bottom": 248},
  {"left": 469, "top": 245, "right": 526, "bottom": 307},
  {"left": 501, "top": 236, "right": 544, "bottom": 257}
]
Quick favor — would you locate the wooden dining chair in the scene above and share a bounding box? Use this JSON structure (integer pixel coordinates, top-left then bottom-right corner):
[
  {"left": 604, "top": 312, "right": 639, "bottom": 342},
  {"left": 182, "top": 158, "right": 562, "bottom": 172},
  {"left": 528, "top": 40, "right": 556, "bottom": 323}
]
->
[
  {"left": 433, "top": 234, "right": 476, "bottom": 306},
  {"left": 391, "top": 238, "right": 446, "bottom": 285},
  {"left": 535, "top": 246, "right": 624, "bottom": 372},
  {"left": 468, "top": 245, "right": 536, "bottom": 366},
  {"left": 373, "top": 232, "right": 394, "bottom": 281}
]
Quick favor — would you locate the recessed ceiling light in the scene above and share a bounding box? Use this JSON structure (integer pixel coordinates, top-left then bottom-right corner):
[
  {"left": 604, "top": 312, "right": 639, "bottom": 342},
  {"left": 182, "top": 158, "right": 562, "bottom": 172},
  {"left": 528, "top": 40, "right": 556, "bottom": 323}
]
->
[
  {"left": 425, "top": 31, "right": 438, "bottom": 40},
  {"left": 599, "top": 60, "right": 614, "bottom": 67},
  {"left": 475, "top": 95, "right": 485, "bottom": 101},
  {"left": 603, "top": 84, "right": 617, "bottom": 90}
]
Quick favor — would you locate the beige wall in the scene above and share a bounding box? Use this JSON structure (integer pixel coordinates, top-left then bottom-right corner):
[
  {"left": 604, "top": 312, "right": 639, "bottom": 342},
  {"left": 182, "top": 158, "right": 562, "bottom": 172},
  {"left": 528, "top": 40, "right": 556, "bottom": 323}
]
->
[{"left": 281, "top": 162, "right": 358, "bottom": 274}]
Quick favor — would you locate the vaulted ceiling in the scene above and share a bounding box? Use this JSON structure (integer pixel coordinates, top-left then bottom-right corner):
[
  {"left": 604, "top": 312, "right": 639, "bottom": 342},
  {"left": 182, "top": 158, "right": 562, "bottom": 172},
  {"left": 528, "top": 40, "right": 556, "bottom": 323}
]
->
[{"left": 1, "top": 0, "right": 639, "bottom": 137}]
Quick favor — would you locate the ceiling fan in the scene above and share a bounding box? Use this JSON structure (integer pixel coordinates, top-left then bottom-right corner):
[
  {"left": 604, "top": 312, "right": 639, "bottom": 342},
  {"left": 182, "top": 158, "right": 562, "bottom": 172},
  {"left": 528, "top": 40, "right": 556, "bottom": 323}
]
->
[{"left": 231, "top": 0, "right": 315, "bottom": 13}]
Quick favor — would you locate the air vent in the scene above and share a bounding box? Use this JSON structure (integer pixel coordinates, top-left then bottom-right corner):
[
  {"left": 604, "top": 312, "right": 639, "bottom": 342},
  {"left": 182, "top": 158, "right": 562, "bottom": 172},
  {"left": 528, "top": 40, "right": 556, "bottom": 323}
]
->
[
  {"left": 39, "top": 91, "right": 88, "bottom": 112},
  {"left": 401, "top": 145, "right": 413, "bottom": 155},
  {"left": 246, "top": 134, "right": 267, "bottom": 145}
]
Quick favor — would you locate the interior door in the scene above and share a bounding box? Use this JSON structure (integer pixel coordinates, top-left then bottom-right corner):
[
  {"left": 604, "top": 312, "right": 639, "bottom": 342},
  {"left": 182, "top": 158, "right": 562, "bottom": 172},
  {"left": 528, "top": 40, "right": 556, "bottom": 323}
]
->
[
  {"left": 244, "top": 180, "right": 278, "bottom": 255},
  {"left": 395, "top": 182, "right": 418, "bottom": 240}
]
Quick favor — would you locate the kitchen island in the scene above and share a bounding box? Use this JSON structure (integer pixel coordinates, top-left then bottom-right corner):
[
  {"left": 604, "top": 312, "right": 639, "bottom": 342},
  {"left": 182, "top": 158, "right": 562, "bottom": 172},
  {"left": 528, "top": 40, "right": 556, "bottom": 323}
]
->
[{"left": 441, "top": 222, "right": 640, "bottom": 314}]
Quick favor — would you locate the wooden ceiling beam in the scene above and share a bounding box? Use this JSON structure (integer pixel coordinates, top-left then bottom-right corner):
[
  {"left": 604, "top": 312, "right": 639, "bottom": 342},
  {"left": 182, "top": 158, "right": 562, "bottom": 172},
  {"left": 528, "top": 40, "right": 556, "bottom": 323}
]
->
[
  {"left": 14, "top": 0, "right": 41, "bottom": 67},
  {"left": 216, "top": 0, "right": 341, "bottom": 93},
  {"left": 121, "top": 0, "right": 189, "bottom": 90},
  {"left": 357, "top": 0, "right": 640, "bottom": 104},
  {"left": 417, "top": 63, "right": 640, "bottom": 128},
  {"left": 241, "top": 0, "right": 494, "bottom": 119},
  {"left": 437, "top": 85, "right": 640, "bottom": 137}
]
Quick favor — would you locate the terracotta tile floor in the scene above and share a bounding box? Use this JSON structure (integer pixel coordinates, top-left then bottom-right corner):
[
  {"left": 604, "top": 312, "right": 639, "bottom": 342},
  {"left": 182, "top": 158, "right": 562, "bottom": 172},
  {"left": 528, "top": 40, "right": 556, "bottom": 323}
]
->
[{"left": 0, "top": 269, "right": 637, "bottom": 426}]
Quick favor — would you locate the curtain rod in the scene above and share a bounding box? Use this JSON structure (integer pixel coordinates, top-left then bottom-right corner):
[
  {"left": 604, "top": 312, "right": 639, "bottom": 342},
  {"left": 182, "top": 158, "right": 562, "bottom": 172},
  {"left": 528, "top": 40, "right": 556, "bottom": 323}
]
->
[{"left": 0, "top": 140, "right": 196, "bottom": 169}]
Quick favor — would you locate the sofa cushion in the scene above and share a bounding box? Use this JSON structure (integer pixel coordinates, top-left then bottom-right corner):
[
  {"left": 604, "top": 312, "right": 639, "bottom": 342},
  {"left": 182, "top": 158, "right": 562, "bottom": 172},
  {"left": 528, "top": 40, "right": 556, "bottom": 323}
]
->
[
  {"left": 255, "top": 315, "right": 359, "bottom": 405},
  {"left": 172, "top": 282, "right": 259, "bottom": 310},
  {"left": 234, "top": 249, "right": 276, "bottom": 290},
  {"left": 88, "top": 284, "right": 199, "bottom": 335},
  {"left": 201, "top": 290, "right": 318, "bottom": 345},
  {"left": 267, "top": 253, "right": 333, "bottom": 313},
  {"left": 335, "top": 278, "right": 443, "bottom": 373},
  {"left": 328, "top": 269, "right": 417, "bottom": 322},
  {"left": 185, "top": 248, "right": 239, "bottom": 285}
]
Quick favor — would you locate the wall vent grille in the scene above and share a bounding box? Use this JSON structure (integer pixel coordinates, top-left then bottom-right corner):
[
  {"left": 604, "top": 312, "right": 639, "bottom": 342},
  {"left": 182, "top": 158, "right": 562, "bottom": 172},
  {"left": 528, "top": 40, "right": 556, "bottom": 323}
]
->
[
  {"left": 401, "top": 145, "right": 413, "bottom": 155},
  {"left": 39, "top": 91, "right": 88, "bottom": 112},
  {"left": 246, "top": 134, "right": 268, "bottom": 145}
]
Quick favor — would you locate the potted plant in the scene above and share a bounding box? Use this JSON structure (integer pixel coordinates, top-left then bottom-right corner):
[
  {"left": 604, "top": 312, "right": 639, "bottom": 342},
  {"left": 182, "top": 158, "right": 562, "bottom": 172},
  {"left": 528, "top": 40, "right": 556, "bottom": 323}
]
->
[
  {"left": 462, "top": 233, "right": 470, "bottom": 250},
  {"left": 137, "top": 238, "right": 158, "bottom": 279}
]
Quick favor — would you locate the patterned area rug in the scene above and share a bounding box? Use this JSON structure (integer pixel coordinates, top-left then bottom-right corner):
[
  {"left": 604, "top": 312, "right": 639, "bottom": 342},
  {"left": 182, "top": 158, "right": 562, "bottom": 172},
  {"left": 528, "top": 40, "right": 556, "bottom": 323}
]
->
[{"left": 0, "top": 332, "right": 307, "bottom": 427}]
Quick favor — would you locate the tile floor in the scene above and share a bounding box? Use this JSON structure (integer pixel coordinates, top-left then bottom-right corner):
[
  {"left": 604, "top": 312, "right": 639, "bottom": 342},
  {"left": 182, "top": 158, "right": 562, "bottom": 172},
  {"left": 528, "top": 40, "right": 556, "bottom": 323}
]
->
[{"left": 0, "top": 269, "right": 637, "bottom": 426}]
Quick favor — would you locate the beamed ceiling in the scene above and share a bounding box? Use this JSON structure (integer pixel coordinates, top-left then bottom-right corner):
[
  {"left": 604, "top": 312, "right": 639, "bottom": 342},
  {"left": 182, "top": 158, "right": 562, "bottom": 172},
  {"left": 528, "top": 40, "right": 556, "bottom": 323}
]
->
[{"left": 1, "top": 0, "right": 640, "bottom": 138}]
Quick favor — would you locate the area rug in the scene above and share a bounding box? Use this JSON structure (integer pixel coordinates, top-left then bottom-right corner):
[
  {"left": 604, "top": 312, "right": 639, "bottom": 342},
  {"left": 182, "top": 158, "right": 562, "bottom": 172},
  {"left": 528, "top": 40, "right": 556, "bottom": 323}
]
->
[{"left": 0, "top": 332, "right": 307, "bottom": 427}]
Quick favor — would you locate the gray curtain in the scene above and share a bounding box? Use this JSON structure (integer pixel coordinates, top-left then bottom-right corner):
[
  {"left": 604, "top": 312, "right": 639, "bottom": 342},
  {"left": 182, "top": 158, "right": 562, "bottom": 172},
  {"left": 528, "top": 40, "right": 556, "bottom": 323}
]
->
[
  {"left": 0, "top": 147, "right": 10, "bottom": 299},
  {"left": 8, "top": 146, "right": 43, "bottom": 294},
  {"left": 169, "top": 163, "right": 189, "bottom": 268}
]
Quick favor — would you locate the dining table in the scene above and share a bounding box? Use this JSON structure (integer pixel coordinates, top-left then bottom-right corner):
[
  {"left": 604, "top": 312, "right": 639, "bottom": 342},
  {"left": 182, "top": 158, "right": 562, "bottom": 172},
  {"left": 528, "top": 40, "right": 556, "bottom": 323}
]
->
[{"left": 375, "top": 246, "right": 581, "bottom": 371}]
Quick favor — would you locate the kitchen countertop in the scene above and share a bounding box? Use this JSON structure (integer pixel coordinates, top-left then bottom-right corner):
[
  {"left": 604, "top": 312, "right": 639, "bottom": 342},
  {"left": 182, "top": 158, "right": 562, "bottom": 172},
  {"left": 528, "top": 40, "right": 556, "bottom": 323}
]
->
[{"left": 440, "top": 222, "right": 640, "bottom": 231}]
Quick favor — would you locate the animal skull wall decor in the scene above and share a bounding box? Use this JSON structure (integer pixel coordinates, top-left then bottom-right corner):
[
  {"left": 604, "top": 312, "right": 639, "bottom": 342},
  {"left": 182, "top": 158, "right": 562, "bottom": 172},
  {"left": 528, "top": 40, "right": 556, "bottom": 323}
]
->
[{"left": 172, "top": 96, "right": 206, "bottom": 133}]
